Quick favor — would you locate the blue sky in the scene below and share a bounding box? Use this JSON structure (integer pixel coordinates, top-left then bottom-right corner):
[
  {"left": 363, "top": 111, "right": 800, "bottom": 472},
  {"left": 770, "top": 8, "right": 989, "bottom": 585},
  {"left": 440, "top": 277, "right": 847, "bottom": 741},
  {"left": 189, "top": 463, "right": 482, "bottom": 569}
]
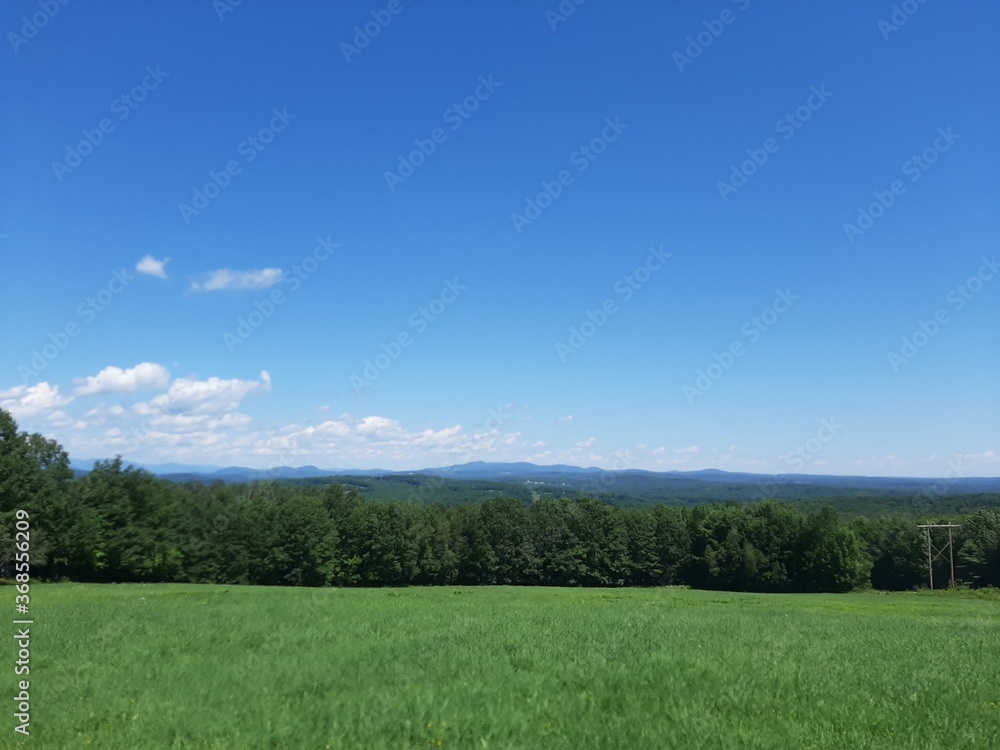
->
[{"left": 1, "top": 0, "right": 997, "bottom": 477}]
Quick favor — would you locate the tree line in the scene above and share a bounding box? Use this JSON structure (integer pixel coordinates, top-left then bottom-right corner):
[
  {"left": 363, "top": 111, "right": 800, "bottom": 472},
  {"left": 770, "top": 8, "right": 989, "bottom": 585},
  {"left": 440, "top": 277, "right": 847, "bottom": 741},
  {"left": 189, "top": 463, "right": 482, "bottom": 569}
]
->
[{"left": 2, "top": 409, "right": 998, "bottom": 592}]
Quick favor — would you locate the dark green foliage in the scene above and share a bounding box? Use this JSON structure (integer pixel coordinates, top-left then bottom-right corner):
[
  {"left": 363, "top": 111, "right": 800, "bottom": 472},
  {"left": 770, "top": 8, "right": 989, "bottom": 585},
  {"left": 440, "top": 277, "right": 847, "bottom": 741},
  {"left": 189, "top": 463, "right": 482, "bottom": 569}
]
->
[
  {"left": 0, "top": 409, "right": 71, "bottom": 514},
  {"left": 852, "top": 516, "right": 927, "bottom": 590},
  {"left": 236, "top": 485, "right": 339, "bottom": 586},
  {"left": 796, "top": 509, "right": 872, "bottom": 593},
  {"left": 279, "top": 473, "right": 1000, "bottom": 517},
  {"left": 16, "top": 470, "right": 883, "bottom": 592},
  {"left": 455, "top": 497, "right": 533, "bottom": 584},
  {"left": 0, "top": 410, "right": 75, "bottom": 574},
  {"left": 75, "top": 458, "right": 185, "bottom": 581},
  {"left": 292, "top": 474, "right": 534, "bottom": 506},
  {"left": 2, "top": 407, "right": 995, "bottom": 593},
  {"left": 958, "top": 509, "right": 1000, "bottom": 587}
]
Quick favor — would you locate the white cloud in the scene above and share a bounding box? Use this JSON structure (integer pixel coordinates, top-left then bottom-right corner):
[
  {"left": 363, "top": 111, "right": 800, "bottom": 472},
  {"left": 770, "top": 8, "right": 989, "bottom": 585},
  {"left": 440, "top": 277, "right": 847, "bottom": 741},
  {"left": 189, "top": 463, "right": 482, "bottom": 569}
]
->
[
  {"left": 190, "top": 268, "right": 283, "bottom": 292},
  {"left": 242, "top": 414, "right": 515, "bottom": 470},
  {"left": 6, "top": 371, "right": 532, "bottom": 471},
  {"left": 356, "top": 415, "right": 402, "bottom": 437},
  {"left": 81, "top": 404, "right": 126, "bottom": 427},
  {"left": 952, "top": 450, "right": 999, "bottom": 472},
  {"left": 0, "top": 382, "right": 73, "bottom": 418},
  {"left": 149, "top": 411, "right": 253, "bottom": 433},
  {"left": 48, "top": 410, "right": 86, "bottom": 430},
  {"left": 74, "top": 362, "right": 171, "bottom": 396},
  {"left": 675, "top": 444, "right": 701, "bottom": 455},
  {"left": 306, "top": 420, "right": 351, "bottom": 438},
  {"left": 557, "top": 415, "right": 574, "bottom": 423},
  {"left": 136, "top": 254, "right": 170, "bottom": 279},
  {"left": 49, "top": 410, "right": 77, "bottom": 427},
  {"left": 144, "top": 370, "right": 271, "bottom": 415},
  {"left": 575, "top": 437, "right": 598, "bottom": 448},
  {"left": 957, "top": 450, "right": 997, "bottom": 462},
  {"left": 68, "top": 371, "right": 274, "bottom": 460}
]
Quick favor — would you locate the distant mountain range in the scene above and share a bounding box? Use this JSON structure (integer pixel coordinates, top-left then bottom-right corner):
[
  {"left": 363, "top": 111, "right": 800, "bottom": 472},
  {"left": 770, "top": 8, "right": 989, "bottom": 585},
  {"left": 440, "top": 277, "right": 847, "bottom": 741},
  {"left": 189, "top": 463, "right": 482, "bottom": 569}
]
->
[{"left": 69, "top": 458, "right": 1000, "bottom": 493}]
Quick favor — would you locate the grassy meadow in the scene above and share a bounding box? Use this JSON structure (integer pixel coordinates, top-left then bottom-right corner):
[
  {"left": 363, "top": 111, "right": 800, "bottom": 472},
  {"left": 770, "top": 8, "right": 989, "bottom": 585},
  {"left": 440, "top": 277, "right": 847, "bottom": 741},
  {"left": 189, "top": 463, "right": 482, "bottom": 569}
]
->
[{"left": 16, "top": 584, "right": 1000, "bottom": 749}]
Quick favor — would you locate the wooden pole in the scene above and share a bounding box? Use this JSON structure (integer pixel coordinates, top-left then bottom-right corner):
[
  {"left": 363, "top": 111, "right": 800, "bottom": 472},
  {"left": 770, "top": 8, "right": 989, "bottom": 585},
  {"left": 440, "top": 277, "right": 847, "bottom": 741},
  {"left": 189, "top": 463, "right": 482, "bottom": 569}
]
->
[
  {"left": 917, "top": 524, "right": 962, "bottom": 591},
  {"left": 926, "top": 526, "right": 934, "bottom": 590},
  {"left": 948, "top": 525, "right": 956, "bottom": 589}
]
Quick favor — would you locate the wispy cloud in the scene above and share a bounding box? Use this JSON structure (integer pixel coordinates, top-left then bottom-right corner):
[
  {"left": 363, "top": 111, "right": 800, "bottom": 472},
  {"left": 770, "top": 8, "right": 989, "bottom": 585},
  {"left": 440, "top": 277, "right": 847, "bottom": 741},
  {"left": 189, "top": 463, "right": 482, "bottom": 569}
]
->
[{"left": 190, "top": 268, "right": 283, "bottom": 292}]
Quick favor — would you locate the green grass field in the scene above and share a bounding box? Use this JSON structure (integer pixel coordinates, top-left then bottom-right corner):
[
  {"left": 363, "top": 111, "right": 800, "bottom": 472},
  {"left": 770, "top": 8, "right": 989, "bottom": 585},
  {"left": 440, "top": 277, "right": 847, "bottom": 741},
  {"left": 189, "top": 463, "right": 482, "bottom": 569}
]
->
[{"left": 14, "top": 584, "right": 1000, "bottom": 749}]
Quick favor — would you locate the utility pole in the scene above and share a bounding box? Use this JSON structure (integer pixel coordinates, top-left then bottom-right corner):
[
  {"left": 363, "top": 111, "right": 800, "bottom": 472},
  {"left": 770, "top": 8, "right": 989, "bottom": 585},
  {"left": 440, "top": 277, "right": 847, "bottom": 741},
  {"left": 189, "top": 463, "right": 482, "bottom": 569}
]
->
[{"left": 917, "top": 524, "right": 962, "bottom": 589}]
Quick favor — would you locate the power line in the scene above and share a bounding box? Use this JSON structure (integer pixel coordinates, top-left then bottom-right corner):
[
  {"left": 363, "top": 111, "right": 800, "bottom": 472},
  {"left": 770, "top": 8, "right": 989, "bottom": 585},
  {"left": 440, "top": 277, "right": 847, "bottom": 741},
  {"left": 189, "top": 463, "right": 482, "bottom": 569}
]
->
[{"left": 917, "top": 524, "right": 962, "bottom": 589}]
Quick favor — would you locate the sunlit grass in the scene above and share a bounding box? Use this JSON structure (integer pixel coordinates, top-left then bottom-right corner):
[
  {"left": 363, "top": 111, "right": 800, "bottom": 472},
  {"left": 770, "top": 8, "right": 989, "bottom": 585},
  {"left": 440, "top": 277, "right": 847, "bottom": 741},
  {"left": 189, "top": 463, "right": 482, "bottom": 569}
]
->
[{"left": 25, "top": 584, "right": 1000, "bottom": 749}]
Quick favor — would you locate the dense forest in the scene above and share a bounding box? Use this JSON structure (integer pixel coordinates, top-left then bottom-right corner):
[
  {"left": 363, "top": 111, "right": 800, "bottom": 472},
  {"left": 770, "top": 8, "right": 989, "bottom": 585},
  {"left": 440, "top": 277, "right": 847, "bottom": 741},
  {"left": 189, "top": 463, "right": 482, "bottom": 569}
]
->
[
  {"left": 2, "top": 409, "right": 998, "bottom": 592},
  {"left": 287, "top": 473, "right": 1000, "bottom": 519}
]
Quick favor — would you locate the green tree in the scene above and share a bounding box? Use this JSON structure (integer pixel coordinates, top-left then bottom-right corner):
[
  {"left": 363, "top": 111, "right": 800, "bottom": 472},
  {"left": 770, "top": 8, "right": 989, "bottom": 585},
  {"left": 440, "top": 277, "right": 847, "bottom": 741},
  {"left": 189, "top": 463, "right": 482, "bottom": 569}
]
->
[
  {"left": 853, "top": 516, "right": 925, "bottom": 590},
  {"left": 529, "top": 498, "right": 589, "bottom": 585},
  {"left": 650, "top": 505, "right": 690, "bottom": 585},
  {"left": 622, "top": 508, "right": 662, "bottom": 585},
  {"left": 0, "top": 408, "right": 75, "bottom": 576},
  {"left": 958, "top": 509, "right": 1000, "bottom": 587},
  {"left": 74, "top": 457, "right": 182, "bottom": 581},
  {"left": 797, "top": 508, "right": 872, "bottom": 592},
  {"left": 240, "top": 489, "right": 339, "bottom": 587}
]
